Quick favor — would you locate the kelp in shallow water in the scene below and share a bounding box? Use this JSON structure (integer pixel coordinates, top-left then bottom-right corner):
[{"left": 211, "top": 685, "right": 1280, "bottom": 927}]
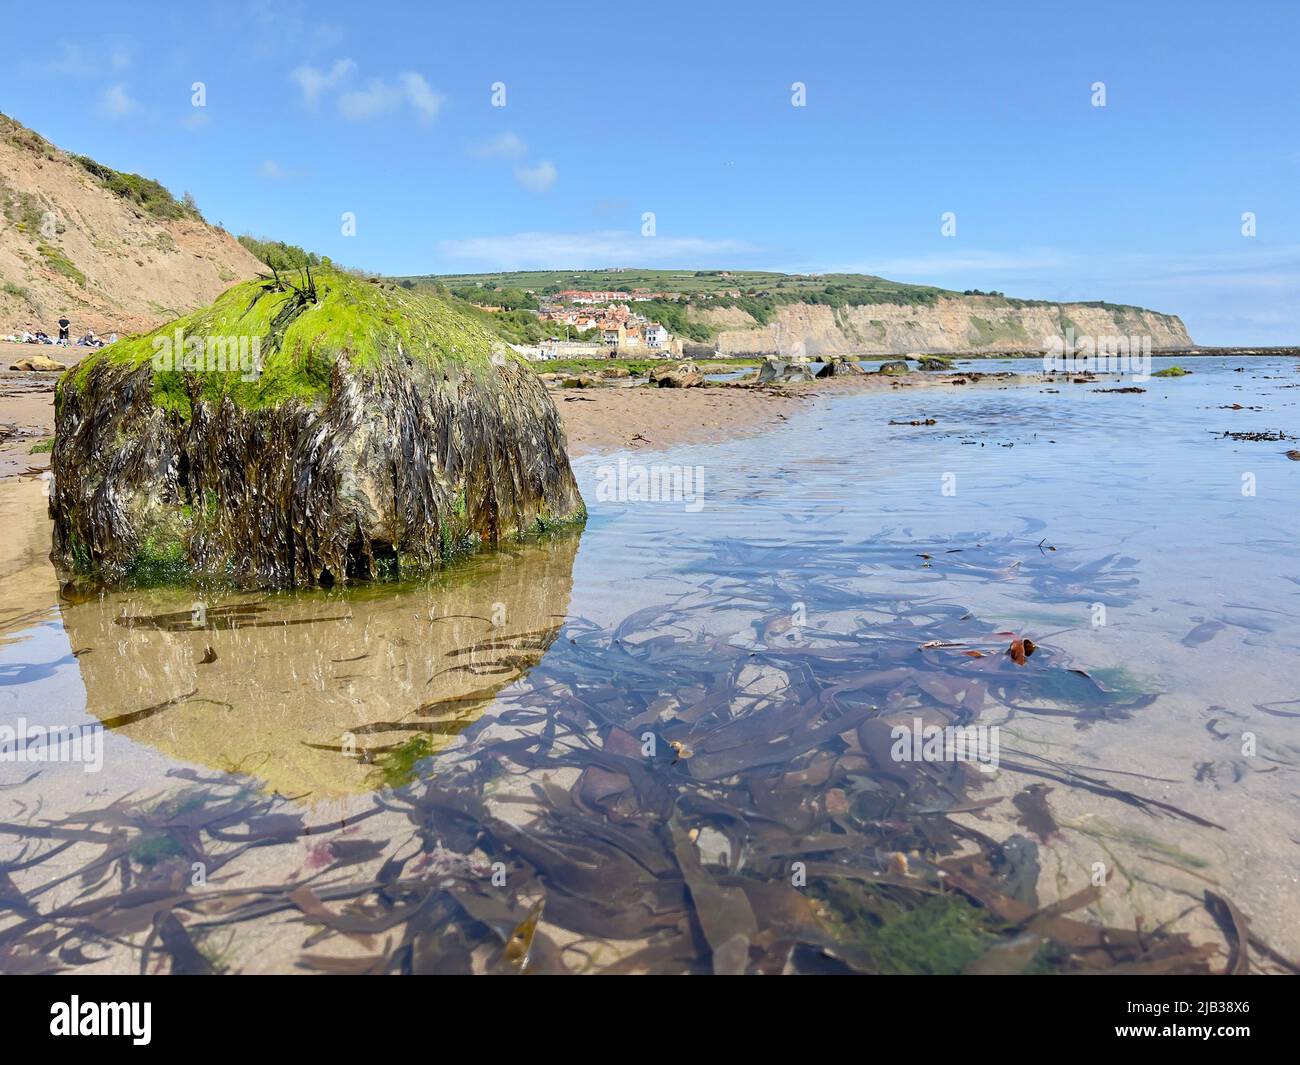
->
[{"left": 0, "top": 533, "right": 1292, "bottom": 974}]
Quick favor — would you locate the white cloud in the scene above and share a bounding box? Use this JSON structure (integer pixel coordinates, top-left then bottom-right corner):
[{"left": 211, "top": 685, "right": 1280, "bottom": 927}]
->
[
  {"left": 514, "top": 160, "right": 558, "bottom": 193},
  {"left": 181, "top": 111, "right": 210, "bottom": 131},
  {"left": 289, "top": 58, "right": 355, "bottom": 106},
  {"left": 474, "top": 135, "right": 554, "bottom": 191},
  {"left": 471, "top": 132, "right": 527, "bottom": 160},
  {"left": 338, "top": 79, "right": 403, "bottom": 120},
  {"left": 109, "top": 49, "right": 131, "bottom": 72},
  {"left": 437, "top": 229, "right": 758, "bottom": 271},
  {"left": 336, "top": 70, "right": 444, "bottom": 123},
  {"left": 400, "top": 72, "right": 444, "bottom": 123},
  {"left": 257, "top": 160, "right": 291, "bottom": 180},
  {"left": 98, "top": 84, "right": 136, "bottom": 119}
]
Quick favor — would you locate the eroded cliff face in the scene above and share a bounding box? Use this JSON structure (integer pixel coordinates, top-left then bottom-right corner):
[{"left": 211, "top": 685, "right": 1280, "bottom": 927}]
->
[
  {"left": 701, "top": 297, "right": 1192, "bottom": 356},
  {"left": 0, "top": 114, "right": 263, "bottom": 336}
]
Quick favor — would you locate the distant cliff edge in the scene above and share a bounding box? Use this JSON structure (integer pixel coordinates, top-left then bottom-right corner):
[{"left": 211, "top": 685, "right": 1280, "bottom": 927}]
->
[
  {"left": 694, "top": 296, "right": 1192, "bottom": 357},
  {"left": 412, "top": 270, "right": 1193, "bottom": 357}
]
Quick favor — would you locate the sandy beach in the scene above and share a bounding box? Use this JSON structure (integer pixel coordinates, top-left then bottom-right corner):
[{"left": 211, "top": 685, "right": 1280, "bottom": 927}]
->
[
  {"left": 0, "top": 352, "right": 1064, "bottom": 478},
  {"left": 0, "top": 342, "right": 76, "bottom": 477},
  {"left": 549, "top": 369, "right": 1059, "bottom": 454}
]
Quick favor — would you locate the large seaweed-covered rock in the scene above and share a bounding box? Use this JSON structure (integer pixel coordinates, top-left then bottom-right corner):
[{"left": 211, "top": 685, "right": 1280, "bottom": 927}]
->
[{"left": 50, "top": 270, "right": 585, "bottom": 586}]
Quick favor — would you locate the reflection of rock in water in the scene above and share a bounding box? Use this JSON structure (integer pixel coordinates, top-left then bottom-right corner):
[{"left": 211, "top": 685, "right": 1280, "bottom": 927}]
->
[
  {"left": 60, "top": 530, "right": 579, "bottom": 798},
  {"left": 0, "top": 478, "right": 61, "bottom": 647}
]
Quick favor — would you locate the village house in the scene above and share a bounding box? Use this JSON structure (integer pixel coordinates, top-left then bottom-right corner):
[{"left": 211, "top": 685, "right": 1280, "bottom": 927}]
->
[
  {"left": 556, "top": 289, "right": 634, "bottom": 305},
  {"left": 554, "top": 289, "right": 679, "bottom": 305},
  {"left": 535, "top": 291, "right": 678, "bottom": 353}
]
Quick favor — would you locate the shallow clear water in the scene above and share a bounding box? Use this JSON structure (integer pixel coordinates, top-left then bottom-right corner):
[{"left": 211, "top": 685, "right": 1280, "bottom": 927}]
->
[{"left": 2, "top": 355, "right": 1297, "bottom": 973}]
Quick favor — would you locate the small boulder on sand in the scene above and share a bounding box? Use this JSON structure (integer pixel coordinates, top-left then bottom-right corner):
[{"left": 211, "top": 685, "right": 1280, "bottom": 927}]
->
[
  {"left": 877, "top": 359, "right": 911, "bottom": 376},
  {"left": 9, "top": 354, "right": 66, "bottom": 372},
  {"left": 757, "top": 357, "right": 813, "bottom": 384},
  {"left": 917, "top": 355, "right": 953, "bottom": 371},
  {"left": 650, "top": 361, "right": 704, "bottom": 388},
  {"left": 815, "top": 356, "right": 867, "bottom": 378}
]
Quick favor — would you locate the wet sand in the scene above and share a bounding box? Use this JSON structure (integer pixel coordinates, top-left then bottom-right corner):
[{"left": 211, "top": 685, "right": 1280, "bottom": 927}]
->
[
  {"left": 0, "top": 357, "right": 1064, "bottom": 476},
  {"left": 0, "top": 342, "right": 85, "bottom": 477},
  {"left": 555, "top": 370, "right": 1063, "bottom": 456}
]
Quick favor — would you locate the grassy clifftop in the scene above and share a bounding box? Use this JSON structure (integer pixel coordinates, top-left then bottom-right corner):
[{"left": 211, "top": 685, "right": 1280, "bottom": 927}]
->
[
  {"left": 1, "top": 113, "right": 202, "bottom": 223},
  {"left": 399, "top": 268, "right": 1182, "bottom": 348}
]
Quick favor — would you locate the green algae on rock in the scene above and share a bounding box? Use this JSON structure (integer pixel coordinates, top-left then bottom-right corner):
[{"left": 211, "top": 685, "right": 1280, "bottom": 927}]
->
[
  {"left": 916, "top": 355, "right": 953, "bottom": 371},
  {"left": 50, "top": 269, "right": 585, "bottom": 586},
  {"left": 814, "top": 356, "right": 867, "bottom": 378}
]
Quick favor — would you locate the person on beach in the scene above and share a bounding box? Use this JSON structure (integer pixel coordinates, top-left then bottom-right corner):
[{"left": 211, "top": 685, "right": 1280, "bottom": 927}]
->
[{"left": 57, "top": 317, "right": 70, "bottom": 344}]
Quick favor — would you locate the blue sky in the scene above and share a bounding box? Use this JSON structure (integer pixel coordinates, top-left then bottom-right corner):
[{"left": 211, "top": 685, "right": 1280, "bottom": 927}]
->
[{"left": 3, "top": 0, "right": 1298, "bottom": 343}]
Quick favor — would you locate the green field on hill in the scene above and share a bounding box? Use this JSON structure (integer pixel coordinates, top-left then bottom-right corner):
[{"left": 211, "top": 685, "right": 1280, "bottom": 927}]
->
[
  {"left": 396, "top": 268, "right": 957, "bottom": 306},
  {"left": 389, "top": 269, "right": 1154, "bottom": 349}
]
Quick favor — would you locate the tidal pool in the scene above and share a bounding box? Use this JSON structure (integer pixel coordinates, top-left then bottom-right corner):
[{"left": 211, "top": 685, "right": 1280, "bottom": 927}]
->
[{"left": 1, "top": 356, "right": 1297, "bottom": 974}]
